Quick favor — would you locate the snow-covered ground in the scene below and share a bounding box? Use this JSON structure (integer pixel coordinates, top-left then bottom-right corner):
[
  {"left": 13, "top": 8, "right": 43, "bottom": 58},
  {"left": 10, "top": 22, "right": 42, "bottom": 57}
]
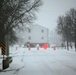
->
[{"left": 0, "top": 45, "right": 76, "bottom": 75}]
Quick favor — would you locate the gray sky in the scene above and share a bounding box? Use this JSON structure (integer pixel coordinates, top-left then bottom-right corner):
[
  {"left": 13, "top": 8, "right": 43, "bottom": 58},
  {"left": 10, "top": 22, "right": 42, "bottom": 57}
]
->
[{"left": 35, "top": 0, "right": 76, "bottom": 30}]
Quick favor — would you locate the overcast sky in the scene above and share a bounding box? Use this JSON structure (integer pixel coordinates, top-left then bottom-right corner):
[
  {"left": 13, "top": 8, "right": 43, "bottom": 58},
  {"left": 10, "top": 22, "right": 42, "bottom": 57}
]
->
[{"left": 35, "top": 0, "right": 76, "bottom": 31}]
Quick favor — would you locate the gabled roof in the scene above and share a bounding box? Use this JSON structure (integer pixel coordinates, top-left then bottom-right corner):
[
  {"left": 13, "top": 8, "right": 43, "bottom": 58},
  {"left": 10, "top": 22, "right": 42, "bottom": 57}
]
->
[{"left": 29, "top": 24, "right": 48, "bottom": 30}]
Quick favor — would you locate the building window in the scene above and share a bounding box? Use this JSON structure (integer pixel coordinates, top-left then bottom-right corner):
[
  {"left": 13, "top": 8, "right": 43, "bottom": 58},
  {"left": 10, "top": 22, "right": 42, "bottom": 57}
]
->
[
  {"left": 28, "top": 36, "right": 31, "bottom": 40},
  {"left": 28, "top": 29, "right": 31, "bottom": 33},
  {"left": 41, "top": 37, "right": 44, "bottom": 39},
  {"left": 41, "top": 29, "right": 44, "bottom": 33}
]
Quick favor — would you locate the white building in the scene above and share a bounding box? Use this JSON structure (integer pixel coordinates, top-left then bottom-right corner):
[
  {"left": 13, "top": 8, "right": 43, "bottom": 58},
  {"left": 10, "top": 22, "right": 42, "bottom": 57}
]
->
[{"left": 18, "top": 25, "right": 49, "bottom": 47}]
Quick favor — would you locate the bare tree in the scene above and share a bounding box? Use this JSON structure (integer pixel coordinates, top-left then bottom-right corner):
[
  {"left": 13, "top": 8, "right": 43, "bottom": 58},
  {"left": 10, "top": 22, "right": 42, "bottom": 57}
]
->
[
  {"left": 68, "top": 8, "right": 76, "bottom": 51},
  {"left": 64, "top": 15, "right": 73, "bottom": 49},
  {"left": 56, "top": 8, "right": 76, "bottom": 51},
  {"left": 0, "top": 0, "right": 43, "bottom": 46},
  {"left": 56, "top": 16, "right": 66, "bottom": 40},
  {"left": 56, "top": 16, "right": 69, "bottom": 49}
]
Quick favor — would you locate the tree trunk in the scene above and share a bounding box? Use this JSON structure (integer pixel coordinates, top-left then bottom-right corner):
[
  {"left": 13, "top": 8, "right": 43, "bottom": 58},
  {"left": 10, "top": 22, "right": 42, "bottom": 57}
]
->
[
  {"left": 67, "top": 40, "right": 69, "bottom": 50},
  {"left": 70, "top": 41, "right": 72, "bottom": 49},
  {"left": 75, "top": 29, "right": 76, "bottom": 51}
]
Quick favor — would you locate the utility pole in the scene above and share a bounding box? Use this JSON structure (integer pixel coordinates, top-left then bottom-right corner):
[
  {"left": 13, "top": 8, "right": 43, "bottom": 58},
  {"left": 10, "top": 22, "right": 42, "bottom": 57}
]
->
[
  {"left": 1, "top": 34, "right": 12, "bottom": 70},
  {"left": 5, "top": 34, "right": 10, "bottom": 56}
]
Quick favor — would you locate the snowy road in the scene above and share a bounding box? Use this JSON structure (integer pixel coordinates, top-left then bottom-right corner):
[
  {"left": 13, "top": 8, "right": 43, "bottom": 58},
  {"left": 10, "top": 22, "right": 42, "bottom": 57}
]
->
[{"left": 0, "top": 47, "right": 76, "bottom": 75}]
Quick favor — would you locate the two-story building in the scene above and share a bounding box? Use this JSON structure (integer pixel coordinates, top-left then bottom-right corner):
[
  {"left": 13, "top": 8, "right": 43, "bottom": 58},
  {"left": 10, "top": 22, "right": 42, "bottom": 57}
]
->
[{"left": 22, "top": 24, "right": 49, "bottom": 47}]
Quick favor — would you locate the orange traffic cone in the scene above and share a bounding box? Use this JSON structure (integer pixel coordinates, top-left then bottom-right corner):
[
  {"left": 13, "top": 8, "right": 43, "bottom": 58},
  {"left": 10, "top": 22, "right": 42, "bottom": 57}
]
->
[
  {"left": 54, "top": 45, "right": 56, "bottom": 50},
  {"left": 37, "top": 46, "right": 39, "bottom": 50},
  {"left": 28, "top": 45, "right": 30, "bottom": 50},
  {"left": 36, "top": 44, "right": 39, "bottom": 50}
]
